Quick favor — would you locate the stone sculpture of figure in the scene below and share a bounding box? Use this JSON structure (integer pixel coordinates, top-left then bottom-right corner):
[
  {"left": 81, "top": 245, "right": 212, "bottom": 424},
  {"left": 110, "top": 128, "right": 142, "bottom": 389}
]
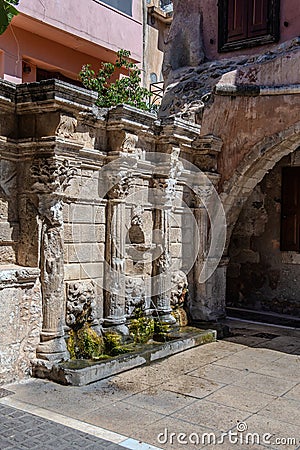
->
[
  {"left": 163, "top": 0, "right": 205, "bottom": 83},
  {"left": 170, "top": 270, "right": 189, "bottom": 326}
]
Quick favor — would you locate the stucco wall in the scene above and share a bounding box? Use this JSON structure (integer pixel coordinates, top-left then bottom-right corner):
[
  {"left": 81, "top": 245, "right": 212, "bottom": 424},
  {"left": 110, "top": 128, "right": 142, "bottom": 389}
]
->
[{"left": 17, "top": 0, "right": 143, "bottom": 59}]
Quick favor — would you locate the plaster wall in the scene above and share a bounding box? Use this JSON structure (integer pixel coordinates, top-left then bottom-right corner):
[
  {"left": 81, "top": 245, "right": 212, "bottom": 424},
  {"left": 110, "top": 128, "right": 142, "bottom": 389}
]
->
[
  {"left": 16, "top": 0, "right": 143, "bottom": 60},
  {"left": 0, "top": 27, "right": 106, "bottom": 84}
]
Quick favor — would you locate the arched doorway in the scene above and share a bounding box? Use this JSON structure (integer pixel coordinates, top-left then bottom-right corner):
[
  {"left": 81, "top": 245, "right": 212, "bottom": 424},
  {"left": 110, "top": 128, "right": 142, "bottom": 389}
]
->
[{"left": 223, "top": 127, "right": 300, "bottom": 322}]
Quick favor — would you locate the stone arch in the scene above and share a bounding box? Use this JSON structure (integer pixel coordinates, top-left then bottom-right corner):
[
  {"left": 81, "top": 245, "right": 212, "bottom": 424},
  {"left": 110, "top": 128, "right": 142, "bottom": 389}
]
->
[{"left": 220, "top": 122, "right": 300, "bottom": 253}]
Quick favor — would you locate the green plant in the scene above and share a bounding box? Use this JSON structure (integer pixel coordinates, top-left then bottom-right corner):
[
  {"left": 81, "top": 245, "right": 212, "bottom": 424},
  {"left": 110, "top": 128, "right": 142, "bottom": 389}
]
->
[
  {"left": 0, "top": 0, "right": 19, "bottom": 35},
  {"left": 129, "top": 307, "right": 155, "bottom": 344},
  {"left": 103, "top": 332, "right": 132, "bottom": 356},
  {"left": 67, "top": 323, "right": 105, "bottom": 360},
  {"left": 79, "top": 49, "right": 152, "bottom": 111}
]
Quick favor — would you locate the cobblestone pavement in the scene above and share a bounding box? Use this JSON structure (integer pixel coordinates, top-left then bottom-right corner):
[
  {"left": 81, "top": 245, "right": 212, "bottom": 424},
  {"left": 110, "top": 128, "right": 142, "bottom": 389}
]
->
[
  {"left": 2, "top": 319, "right": 300, "bottom": 450},
  {"left": 0, "top": 403, "right": 126, "bottom": 450}
]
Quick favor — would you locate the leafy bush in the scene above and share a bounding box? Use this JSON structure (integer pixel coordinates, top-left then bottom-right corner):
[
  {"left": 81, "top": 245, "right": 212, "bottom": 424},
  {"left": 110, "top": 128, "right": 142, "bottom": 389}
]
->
[
  {"left": 79, "top": 49, "right": 152, "bottom": 111},
  {"left": 0, "top": 0, "right": 19, "bottom": 35}
]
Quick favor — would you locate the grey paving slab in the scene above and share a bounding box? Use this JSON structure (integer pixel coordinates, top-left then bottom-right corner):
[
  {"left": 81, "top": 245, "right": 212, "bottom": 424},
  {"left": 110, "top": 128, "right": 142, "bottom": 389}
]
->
[
  {"left": 232, "top": 371, "right": 298, "bottom": 396},
  {"left": 0, "top": 404, "right": 126, "bottom": 450},
  {"left": 204, "top": 384, "right": 277, "bottom": 413},
  {"left": 172, "top": 398, "right": 251, "bottom": 432},
  {"left": 3, "top": 319, "right": 300, "bottom": 450},
  {"left": 81, "top": 402, "right": 165, "bottom": 436}
]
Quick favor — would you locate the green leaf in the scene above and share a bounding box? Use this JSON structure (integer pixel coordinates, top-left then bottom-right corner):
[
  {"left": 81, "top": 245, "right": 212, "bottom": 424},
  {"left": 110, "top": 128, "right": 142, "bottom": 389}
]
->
[{"left": 0, "top": 0, "right": 19, "bottom": 35}]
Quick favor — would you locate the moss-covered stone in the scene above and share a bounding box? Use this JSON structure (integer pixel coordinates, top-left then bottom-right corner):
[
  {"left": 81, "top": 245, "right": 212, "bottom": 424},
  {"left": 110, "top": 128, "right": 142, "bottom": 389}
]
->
[
  {"left": 67, "top": 323, "right": 105, "bottom": 360},
  {"left": 128, "top": 307, "right": 155, "bottom": 344}
]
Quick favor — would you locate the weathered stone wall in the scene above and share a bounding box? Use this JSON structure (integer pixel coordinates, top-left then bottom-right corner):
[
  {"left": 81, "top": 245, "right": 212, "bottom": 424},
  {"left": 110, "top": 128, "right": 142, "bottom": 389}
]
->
[
  {"left": 0, "top": 79, "right": 221, "bottom": 383},
  {"left": 227, "top": 154, "right": 300, "bottom": 316},
  {"left": 0, "top": 268, "right": 41, "bottom": 384}
]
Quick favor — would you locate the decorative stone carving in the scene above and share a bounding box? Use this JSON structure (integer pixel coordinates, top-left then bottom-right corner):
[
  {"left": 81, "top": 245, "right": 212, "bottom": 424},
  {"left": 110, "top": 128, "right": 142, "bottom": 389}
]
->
[
  {"left": 121, "top": 134, "right": 138, "bottom": 153},
  {"left": 131, "top": 205, "right": 143, "bottom": 227},
  {"left": 153, "top": 149, "right": 183, "bottom": 205},
  {"left": 56, "top": 115, "right": 77, "bottom": 139},
  {"left": 106, "top": 170, "right": 132, "bottom": 199},
  {"left": 170, "top": 270, "right": 189, "bottom": 326},
  {"left": 125, "top": 277, "right": 146, "bottom": 317},
  {"left": 31, "top": 157, "right": 77, "bottom": 362},
  {"left": 31, "top": 157, "right": 77, "bottom": 194},
  {"left": 155, "top": 248, "right": 171, "bottom": 272},
  {"left": 66, "top": 281, "right": 96, "bottom": 330}
]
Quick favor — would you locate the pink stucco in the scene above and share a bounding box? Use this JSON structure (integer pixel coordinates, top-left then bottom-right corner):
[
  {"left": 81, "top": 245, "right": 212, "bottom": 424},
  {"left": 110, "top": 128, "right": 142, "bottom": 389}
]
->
[
  {"left": 0, "top": 0, "right": 143, "bottom": 83},
  {"left": 202, "top": 0, "right": 299, "bottom": 60}
]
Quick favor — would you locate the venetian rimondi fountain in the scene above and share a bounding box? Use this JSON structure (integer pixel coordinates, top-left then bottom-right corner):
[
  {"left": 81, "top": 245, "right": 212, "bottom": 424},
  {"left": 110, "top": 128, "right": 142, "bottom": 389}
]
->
[
  {"left": 0, "top": 80, "right": 225, "bottom": 386},
  {"left": 31, "top": 121, "right": 222, "bottom": 386}
]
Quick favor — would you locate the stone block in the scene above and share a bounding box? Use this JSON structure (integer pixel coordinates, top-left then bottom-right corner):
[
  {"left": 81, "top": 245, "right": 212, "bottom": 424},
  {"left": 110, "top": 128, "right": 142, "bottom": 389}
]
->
[
  {"left": 0, "top": 222, "right": 18, "bottom": 242},
  {"left": 81, "top": 225, "right": 106, "bottom": 243},
  {"left": 80, "top": 262, "right": 104, "bottom": 280},
  {"left": 170, "top": 228, "right": 182, "bottom": 243},
  {"left": 171, "top": 243, "right": 182, "bottom": 258},
  {"left": 0, "top": 200, "right": 8, "bottom": 221},
  {"left": 64, "top": 224, "right": 81, "bottom": 243},
  {"left": 66, "top": 243, "right": 93, "bottom": 264},
  {"left": 69, "top": 204, "right": 93, "bottom": 224},
  {"left": 64, "top": 264, "right": 81, "bottom": 281},
  {"left": 0, "top": 269, "right": 41, "bottom": 384},
  {"left": 0, "top": 245, "right": 16, "bottom": 264},
  {"left": 92, "top": 243, "right": 105, "bottom": 262},
  {"left": 93, "top": 206, "right": 106, "bottom": 224}
]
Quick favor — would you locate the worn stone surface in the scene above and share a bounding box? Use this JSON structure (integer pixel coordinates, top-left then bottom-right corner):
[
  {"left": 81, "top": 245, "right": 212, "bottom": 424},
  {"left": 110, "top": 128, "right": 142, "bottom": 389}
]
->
[
  {"left": 0, "top": 268, "right": 42, "bottom": 384},
  {"left": 227, "top": 156, "right": 300, "bottom": 316}
]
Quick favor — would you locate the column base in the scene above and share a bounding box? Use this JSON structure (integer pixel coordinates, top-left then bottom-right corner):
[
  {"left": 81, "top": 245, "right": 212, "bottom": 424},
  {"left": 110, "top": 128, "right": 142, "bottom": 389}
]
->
[{"left": 36, "top": 331, "right": 69, "bottom": 362}]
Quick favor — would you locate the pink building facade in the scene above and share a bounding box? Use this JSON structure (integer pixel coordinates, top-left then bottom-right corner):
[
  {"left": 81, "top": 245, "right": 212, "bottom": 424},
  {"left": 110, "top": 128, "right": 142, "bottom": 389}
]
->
[{"left": 0, "top": 0, "right": 143, "bottom": 84}]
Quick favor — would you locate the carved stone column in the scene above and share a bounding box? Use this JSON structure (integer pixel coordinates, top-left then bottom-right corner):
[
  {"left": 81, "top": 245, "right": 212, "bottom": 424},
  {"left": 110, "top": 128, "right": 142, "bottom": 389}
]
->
[
  {"left": 152, "top": 150, "right": 183, "bottom": 325},
  {"left": 103, "top": 172, "right": 130, "bottom": 336},
  {"left": 30, "top": 157, "right": 76, "bottom": 362},
  {"left": 152, "top": 201, "right": 176, "bottom": 325}
]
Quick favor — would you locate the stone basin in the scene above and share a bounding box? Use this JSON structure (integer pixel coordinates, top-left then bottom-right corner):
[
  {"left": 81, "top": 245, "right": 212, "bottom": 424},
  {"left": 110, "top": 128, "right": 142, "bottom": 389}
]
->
[{"left": 33, "top": 327, "right": 216, "bottom": 386}]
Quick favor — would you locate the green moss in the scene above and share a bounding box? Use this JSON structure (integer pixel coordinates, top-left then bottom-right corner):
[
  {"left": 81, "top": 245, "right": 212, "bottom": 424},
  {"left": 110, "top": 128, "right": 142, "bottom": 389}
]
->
[
  {"left": 153, "top": 320, "right": 173, "bottom": 341},
  {"left": 128, "top": 307, "right": 154, "bottom": 344},
  {"left": 104, "top": 332, "right": 133, "bottom": 356},
  {"left": 67, "top": 323, "right": 105, "bottom": 360}
]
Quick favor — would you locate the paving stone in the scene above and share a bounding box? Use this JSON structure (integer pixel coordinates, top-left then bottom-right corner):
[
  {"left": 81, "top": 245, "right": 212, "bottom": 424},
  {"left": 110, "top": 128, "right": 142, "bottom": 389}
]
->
[
  {"left": 186, "top": 363, "right": 248, "bottom": 385},
  {"left": 122, "top": 389, "right": 197, "bottom": 415},
  {"left": 82, "top": 402, "right": 165, "bottom": 436},
  {"left": 172, "top": 398, "right": 250, "bottom": 432},
  {"left": 0, "top": 404, "right": 126, "bottom": 450},
  {"left": 244, "top": 414, "right": 300, "bottom": 450},
  {"left": 232, "top": 372, "right": 298, "bottom": 396},
  {"left": 258, "top": 397, "right": 300, "bottom": 427},
  {"left": 164, "top": 374, "right": 225, "bottom": 399},
  {"left": 205, "top": 385, "right": 277, "bottom": 413}
]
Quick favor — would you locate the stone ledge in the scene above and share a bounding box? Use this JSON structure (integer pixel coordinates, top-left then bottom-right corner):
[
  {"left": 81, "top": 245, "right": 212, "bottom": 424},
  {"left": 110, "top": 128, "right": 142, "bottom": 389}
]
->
[
  {"left": 15, "top": 79, "right": 98, "bottom": 112},
  {"left": 33, "top": 327, "right": 216, "bottom": 386},
  {"left": 0, "top": 265, "right": 40, "bottom": 289}
]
